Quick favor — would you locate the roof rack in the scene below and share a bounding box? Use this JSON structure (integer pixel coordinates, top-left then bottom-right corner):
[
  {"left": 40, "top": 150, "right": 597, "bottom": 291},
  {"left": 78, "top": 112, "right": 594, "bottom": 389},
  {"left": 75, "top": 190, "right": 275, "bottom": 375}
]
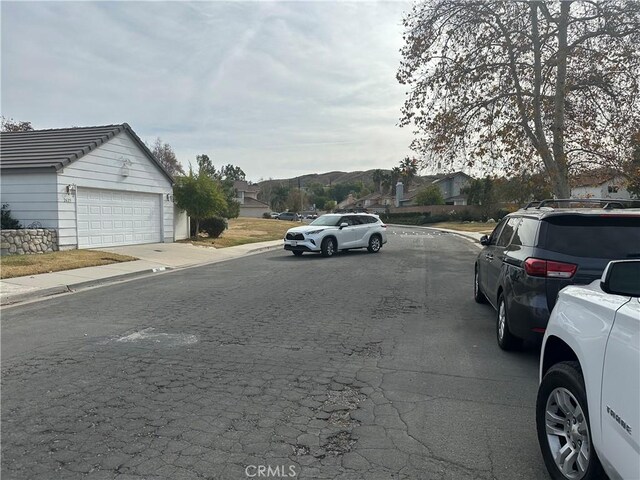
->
[{"left": 523, "top": 198, "right": 640, "bottom": 210}]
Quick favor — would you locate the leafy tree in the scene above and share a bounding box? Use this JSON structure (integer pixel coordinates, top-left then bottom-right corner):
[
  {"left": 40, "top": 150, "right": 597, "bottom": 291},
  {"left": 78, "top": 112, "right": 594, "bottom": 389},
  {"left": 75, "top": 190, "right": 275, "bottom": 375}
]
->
[
  {"left": 174, "top": 168, "right": 227, "bottom": 237},
  {"left": 150, "top": 137, "right": 184, "bottom": 177},
  {"left": 1, "top": 116, "right": 33, "bottom": 132},
  {"left": 463, "top": 177, "right": 499, "bottom": 218},
  {"left": 1, "top": 204, "right": 22, "bottom": 229},
  {"left": 389, "top": 167, "right": 402, "bottom": 195},
  {"left": 415, "top": 185, "right": 445, "bottom": 205},
  {"left": 271, "top": 185, "right": 289, "bottom": 211},
  {"left": 372, "top": 169, "right": 386, "bottom": 193},
  {"left": 220, "top": 164, "right": 246, "bottom": 181},
  {"left": 381, "top": 172, "right": 393, "bottom": 194},
  {"left": 400, "top": 157, "right": 419, "bottom": 190},
  {"left": 196, "top": 154, "right": 218, "bottom": 178},
  {"left": 286, "top": 189, "right": 306, "bottom": 212},
  {"left": 398, "top": 1, "right": 640, "bottom": 197},
  {"left": 495, "top": 172, "right": 553, "bottom": 205},
  {"left": 324, "top": 200, "right": 337, "bottom": 211}
]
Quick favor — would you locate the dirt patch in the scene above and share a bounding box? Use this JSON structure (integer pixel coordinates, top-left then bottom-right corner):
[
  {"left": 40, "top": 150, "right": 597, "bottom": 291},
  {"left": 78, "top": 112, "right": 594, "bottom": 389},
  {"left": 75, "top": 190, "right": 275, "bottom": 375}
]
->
[
  {"left": 185, "top": 218, "right": 294, "bottom": 248},
  {"left": 0, "top": 250, "right": 136, "bottom": 279}
]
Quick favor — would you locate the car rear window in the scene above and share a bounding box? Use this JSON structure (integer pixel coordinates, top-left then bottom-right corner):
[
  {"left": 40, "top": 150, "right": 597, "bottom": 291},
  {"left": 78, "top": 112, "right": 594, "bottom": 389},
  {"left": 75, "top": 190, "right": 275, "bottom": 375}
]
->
[
  {"left": 542, "top": 215, "right": 640, "bottom": 258},
  {"left": 510, "top": 217, "right": 538, "bottom": 247}
]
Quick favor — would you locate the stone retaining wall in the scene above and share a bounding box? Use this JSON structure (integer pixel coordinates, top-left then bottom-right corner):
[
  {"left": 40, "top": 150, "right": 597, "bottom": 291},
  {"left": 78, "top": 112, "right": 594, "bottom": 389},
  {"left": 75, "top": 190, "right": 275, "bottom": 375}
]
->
[{"left": 0, "top": 229, "right": 59, "bottom": 256}]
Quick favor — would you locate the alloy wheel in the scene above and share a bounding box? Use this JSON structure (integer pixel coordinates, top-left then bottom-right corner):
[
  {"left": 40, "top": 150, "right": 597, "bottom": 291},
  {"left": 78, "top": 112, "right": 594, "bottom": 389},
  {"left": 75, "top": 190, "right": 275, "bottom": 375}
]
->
[
  {"left": 498, "top": 301, "right": 506, "bottom": 342},
  {"left": 544, "top": 387, "right": 591, "bottom": 479}
]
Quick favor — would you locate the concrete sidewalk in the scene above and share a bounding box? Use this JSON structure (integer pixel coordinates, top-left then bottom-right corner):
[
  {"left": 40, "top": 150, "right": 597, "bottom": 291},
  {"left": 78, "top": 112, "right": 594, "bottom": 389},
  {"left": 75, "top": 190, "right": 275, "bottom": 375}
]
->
[{"left": 1, "top": 241, "right": 282, "bottom": 306}]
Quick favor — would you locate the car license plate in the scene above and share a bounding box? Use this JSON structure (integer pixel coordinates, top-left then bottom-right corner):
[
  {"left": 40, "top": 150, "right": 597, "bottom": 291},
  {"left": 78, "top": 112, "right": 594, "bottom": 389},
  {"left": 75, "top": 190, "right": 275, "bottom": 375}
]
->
[{"left": 291, "top": 241, "right": 297, "bottom": 246}]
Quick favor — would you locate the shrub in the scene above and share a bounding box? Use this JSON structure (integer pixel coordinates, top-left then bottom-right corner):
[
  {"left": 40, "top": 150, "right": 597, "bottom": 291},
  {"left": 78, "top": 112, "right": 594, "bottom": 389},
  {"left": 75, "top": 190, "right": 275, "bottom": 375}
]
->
[
  {"left": 200, "top": 216, "right": 228, "bottom": 238},
  {"left": 1, "top": 204, "right": 21, "bottom": 229},
  {"left": 262, "top": 212, "right": 272, "bottom": 219}
]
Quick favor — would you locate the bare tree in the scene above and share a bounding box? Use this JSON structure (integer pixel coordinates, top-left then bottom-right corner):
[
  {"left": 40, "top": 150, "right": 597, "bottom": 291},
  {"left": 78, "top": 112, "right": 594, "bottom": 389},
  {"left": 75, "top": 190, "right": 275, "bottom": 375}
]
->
[
  {"left": 151, "top": 137, "right": 185, "bottom": 177},
  {"left": 398, "top": 1, "right": 640, "bottom": 197},
  {"left": 1, "top": 116, "right": 33, "bottom": 132}
]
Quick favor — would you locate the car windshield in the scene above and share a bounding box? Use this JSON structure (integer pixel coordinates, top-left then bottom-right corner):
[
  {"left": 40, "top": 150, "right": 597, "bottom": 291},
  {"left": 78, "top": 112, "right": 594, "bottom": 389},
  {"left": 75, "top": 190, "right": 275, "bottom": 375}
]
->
[{"left": 310, "top": 215, "right": 342, "bottom": 226}]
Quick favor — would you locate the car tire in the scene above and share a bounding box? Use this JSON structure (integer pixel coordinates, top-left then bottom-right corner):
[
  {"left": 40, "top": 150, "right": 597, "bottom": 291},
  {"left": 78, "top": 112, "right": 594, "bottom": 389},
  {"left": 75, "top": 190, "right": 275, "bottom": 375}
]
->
[
  {"left": 496, "top": 293, "right": 522, "bottom": 351},
  {"left": 321, "top": 237, "right": 336, "bottom": 257},
  {"left": 292, "top": 251, "right": 303, "bottom": 257},
  {"left": 474, "top": 266, "right": 487, "bottom": 304},
  {"left": 367, "top": 234, "right": 382, "bottom": 253},
  {"left": 536, "top": 361, "right": 604, "bottom": 480}
]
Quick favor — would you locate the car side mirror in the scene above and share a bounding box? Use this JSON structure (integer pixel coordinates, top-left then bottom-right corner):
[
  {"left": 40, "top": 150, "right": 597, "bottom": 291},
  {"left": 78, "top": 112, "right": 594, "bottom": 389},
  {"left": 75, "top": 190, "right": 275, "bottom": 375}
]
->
[
  {"left": 480, "top": 235, "right": 490, "bottom": 246},
  {"left": 339, "top": 222, "right": 349, "bottom": 229},
  {"left": 600, "top": 260, "right": 640, "bottom": 297}
]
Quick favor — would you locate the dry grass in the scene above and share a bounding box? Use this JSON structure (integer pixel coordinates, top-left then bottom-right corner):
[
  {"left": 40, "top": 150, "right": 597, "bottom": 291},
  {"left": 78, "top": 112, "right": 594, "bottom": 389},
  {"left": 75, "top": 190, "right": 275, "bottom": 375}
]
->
[
  {"left": 429, "top": 222, "right": 496, "bottom": 234},
  {"left": 0, "top": 250, "right": 137, "bottom": 279},
  {"left": 187, "top": 218, "right": 296, "bottom": 248}
]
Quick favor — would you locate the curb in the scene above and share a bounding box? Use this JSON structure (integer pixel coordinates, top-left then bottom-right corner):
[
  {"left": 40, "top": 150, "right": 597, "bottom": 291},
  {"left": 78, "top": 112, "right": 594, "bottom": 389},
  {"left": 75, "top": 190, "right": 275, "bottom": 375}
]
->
[
  {"left": 387, "top": 223, "right": 484, "bottom": 244},
  {"left": 245, "top": 243, "right": 282, "bottom": 254},
  {"left": 0, "top": 285, "right": 71, "bottom": 306},
  {"left": 0, "top": 267, "right": 172, "bottom": 306},
  {"left": 0, "top": 243, "right": 284, "bottom": 307}
]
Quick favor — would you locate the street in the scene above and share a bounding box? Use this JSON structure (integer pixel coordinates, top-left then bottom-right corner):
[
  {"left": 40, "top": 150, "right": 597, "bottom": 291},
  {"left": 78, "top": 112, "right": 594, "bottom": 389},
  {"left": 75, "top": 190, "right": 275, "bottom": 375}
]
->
[{"left": 1, "top": 227, "right": 548, "bottom": 480}]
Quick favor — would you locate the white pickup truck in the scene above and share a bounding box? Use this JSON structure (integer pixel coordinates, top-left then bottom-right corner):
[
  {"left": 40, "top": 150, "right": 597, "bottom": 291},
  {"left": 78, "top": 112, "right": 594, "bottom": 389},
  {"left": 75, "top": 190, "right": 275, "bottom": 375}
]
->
[{"left": 536, "top": 259, "right": 640, "bottom": 480}]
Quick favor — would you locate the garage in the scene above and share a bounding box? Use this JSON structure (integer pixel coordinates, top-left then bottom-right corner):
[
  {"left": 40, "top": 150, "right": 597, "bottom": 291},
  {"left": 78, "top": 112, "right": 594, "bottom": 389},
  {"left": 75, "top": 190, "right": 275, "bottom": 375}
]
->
[
  {"left": 0, "top": 124, "right": 191, "bottom": 250},
  {"left": 77, "top": 188, "right": 162, "bottom": 248}
]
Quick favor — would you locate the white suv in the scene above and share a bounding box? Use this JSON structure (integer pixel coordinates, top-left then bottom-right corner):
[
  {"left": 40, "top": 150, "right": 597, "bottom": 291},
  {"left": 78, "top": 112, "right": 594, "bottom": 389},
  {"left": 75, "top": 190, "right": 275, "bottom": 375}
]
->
[
  {"left": 536, "top": 260, "right": 639, "bottom": 480},
  {"left": 283, "top": 213, "right": 387, "bottom": 257}
]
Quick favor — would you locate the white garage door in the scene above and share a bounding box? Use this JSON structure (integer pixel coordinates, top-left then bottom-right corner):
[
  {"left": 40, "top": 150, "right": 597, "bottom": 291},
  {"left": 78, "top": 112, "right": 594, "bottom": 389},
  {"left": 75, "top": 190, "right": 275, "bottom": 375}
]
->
[{"left": 77, "top": 188, "right": 162, "bottom": 248}]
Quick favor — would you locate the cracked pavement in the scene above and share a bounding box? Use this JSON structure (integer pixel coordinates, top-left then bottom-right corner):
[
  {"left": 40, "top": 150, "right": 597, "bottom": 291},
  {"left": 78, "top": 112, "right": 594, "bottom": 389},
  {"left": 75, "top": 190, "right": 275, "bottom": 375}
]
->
[{"left": 1, "top": 228, "right": 549, "bottom": 479}]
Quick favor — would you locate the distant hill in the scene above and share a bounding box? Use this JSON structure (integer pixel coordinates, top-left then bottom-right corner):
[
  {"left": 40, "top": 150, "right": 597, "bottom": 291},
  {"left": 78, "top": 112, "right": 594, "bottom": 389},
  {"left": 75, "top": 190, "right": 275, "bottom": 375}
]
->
[
  {"left": 257, "top": 170, "right": 381, "bottom": 189},
  {"left": 257, "top": 170, "right": 444, "bottom": 190}
]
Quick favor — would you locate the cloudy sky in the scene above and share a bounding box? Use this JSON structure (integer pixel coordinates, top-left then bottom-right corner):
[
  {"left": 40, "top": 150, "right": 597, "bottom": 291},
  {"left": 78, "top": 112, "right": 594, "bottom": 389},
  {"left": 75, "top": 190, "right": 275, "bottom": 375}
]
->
[{"left": 1, "top": 1, "right": 415, "bottom": 181}]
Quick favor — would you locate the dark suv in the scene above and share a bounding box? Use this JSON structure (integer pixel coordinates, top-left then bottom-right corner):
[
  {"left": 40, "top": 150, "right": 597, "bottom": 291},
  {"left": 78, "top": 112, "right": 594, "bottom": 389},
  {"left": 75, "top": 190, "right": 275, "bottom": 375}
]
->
[{"left": 474, "top": 199, "right": 640, "bottom": 350}]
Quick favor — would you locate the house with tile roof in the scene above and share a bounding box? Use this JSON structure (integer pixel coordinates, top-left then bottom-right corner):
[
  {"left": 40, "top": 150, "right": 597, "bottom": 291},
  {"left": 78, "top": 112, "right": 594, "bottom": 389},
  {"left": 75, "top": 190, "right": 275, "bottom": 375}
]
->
[
  {"left": 570, "top": 170, "right": 631, "bottom": 200},
  {"left": 233, "top": 180, "right": 270, "bottom": 218},
  {"left": 431, "top": 172, "right": 473, "bottom": 205},
  {"left": 0, "top": 124, "right": 190, "bottom": 250}
]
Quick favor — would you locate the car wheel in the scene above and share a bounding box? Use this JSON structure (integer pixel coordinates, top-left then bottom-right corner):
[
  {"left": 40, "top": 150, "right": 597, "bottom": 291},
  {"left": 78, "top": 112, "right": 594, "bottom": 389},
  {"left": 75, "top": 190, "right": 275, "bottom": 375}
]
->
[
  {"left": 536, "top": 362, "right": 604, "bottom": 480},
  {"left": 367, "top": 235, "right": 382, "bottom": 253},
  {"left": 292, "top": 251, "right": 303, "bottom": 257},
  {"left": 321, "top": 237, "right": 336, "bottom": 257},
  {"left": 496, "top": 293, "right": 522, "bottom": 351},
  {"left": 474, "top": 266, "right": 487, "bottom": 304}
]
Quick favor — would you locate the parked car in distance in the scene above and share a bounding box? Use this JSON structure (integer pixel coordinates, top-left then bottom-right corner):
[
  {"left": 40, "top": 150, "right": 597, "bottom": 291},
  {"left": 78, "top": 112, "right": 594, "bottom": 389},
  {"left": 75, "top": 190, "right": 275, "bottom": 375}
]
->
[
  {"left": 474, "top": 199, "right": 640, "bottom": 350},
  {"left": 536, "top": 259, "right": 639, "bottom": 480},
  {"left": 283, "top": 213, "right": 387, "bottom": 257},
  {"left": 270, "top": 212, "right": 280, "bottom": 219},
  {"left": 277, "top": 212, "right": 300, "bottom": 221}
]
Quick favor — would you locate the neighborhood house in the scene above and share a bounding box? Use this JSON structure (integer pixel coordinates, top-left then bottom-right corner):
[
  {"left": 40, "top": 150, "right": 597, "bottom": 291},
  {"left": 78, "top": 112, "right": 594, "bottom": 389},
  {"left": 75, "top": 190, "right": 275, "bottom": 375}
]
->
[{"left": 0, "top": 124, "right": 189, "bottom": 253}]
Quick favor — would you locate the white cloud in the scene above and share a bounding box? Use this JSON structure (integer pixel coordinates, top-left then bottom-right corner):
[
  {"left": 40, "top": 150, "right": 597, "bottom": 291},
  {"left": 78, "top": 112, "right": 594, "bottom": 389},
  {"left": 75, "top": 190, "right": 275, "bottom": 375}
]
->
[{"left": 1, "top": 1, "right": 414, "bottom": 180}]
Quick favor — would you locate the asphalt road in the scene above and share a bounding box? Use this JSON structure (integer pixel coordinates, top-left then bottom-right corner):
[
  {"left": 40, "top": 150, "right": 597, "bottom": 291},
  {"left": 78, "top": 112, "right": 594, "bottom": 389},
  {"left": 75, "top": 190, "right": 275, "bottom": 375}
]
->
[{"left": 1, "top": 227, "right": 549, "bottom": 480}]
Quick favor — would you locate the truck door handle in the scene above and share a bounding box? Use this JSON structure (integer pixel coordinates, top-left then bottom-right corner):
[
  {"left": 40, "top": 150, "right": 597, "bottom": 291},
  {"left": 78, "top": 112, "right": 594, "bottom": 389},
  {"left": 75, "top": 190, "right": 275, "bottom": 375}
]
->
[{"left": 485, "top": 254, "right": 494, "bottom": 261}]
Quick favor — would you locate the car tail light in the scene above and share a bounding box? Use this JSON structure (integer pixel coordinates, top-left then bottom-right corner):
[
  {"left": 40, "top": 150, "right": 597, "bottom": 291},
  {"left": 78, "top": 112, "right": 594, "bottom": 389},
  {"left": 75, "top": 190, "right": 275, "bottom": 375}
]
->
[
  {"left": 380, "top": 224, "right": 387, "bottom": 228},
  {"left": 524, "top": 258, "right": 577, "bottom": 279}
]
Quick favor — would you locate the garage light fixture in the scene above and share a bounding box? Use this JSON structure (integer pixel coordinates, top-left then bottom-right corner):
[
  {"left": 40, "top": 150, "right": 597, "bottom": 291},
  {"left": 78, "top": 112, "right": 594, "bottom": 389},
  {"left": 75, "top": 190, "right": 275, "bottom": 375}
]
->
[
  {"left": 66, "top": 183, "right": 77, "bottom": 194},
  {"left": 119, "top": 157, "right": 132, "bottom": 177},
  {"left": 166, "top": 193, "right": 174, "bottom": 202}
]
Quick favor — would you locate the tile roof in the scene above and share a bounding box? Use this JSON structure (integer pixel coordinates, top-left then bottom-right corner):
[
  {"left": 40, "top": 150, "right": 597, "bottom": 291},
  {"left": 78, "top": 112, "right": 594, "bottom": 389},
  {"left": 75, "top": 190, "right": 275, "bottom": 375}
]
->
[
  {"left": 241, "top": 197, "right": 270, "bottom": 208},
  {"left": 234, "top": 180, "right": 260, "bottom": 193},
  {"left": 432, "top": 171, "right": 473, "bottom": 184},
  {"left": 0, "top": 123, "right": 173, "bottom": 182}
]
